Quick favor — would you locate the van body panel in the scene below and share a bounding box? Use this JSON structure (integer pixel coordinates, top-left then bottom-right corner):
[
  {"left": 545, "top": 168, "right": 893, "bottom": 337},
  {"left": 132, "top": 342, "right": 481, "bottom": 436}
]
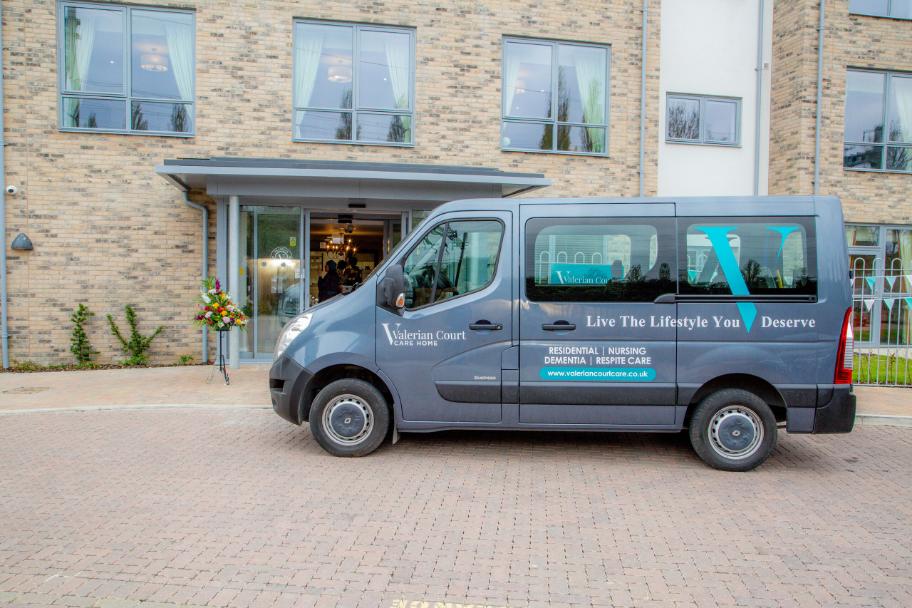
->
[
  {"left": 517, "top": 203, "right": 678, "bottom": 426},
  {"left": 375, "top": 209, "right": 513, "bottom": 423}
]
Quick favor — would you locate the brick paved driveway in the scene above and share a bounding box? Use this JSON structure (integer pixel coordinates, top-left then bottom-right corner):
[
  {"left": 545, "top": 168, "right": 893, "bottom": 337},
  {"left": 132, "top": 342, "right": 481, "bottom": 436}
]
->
[{"left": 1, "top": 408, "right": 911, "bottom": 608}]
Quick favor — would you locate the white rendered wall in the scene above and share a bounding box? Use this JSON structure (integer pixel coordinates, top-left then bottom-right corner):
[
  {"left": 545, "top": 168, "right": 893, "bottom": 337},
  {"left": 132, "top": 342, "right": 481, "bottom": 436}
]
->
[{"left": 657, "top": 0, "right": 772, "bottom": 196}]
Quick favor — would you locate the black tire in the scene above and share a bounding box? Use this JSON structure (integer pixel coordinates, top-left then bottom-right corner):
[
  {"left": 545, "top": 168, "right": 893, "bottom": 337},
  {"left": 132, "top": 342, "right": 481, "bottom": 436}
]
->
[
  {"left": 688, "top": 388, "right": 777, "bottom": 472},
  {"left": 309, "top": 379, "right": 390, "bottom": 457}
]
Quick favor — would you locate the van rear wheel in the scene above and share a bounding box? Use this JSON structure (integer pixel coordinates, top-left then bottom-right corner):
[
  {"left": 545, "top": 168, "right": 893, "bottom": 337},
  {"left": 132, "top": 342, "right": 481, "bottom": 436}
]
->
[
  {"left": 688, "top": 388, "right": 777, "bottom": 472},
  {"left": 309, "top": 379, "right": 390, "bottom": 457}
]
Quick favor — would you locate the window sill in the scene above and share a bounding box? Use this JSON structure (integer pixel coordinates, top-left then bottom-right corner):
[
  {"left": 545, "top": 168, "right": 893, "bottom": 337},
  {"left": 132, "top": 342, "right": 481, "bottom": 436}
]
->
[
  {"left": 501, "top": 147, "right": 609, "bottom": 159},
  {"left": 59, "top": 127, "right": 194, "bottom": 138},
  {"left": 292, "top": 137, "right": 415, "bottom": 148},
  {"left": 844, "top": 167, "right": 912, "bottom": 176},
  {"left": 665, "top": 139, "right": 741, "bottom": 148}
]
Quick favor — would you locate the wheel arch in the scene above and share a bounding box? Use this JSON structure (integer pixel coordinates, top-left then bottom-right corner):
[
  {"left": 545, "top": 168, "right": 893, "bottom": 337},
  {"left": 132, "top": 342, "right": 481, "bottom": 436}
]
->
[
  {"left": 684, "top": 373, "right": 787, "bottom": 427},
  {"left": 299, "top": 363, "right": 396, "bottom": 424}
]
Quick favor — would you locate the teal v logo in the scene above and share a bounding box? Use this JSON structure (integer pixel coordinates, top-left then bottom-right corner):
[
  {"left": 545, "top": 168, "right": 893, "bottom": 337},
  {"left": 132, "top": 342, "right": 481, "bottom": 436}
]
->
[{"left": 695, "top": 226, "right": 758, "bottom": 332}]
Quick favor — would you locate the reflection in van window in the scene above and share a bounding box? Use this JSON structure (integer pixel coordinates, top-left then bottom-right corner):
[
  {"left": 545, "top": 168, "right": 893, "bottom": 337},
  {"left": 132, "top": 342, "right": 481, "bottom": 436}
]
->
[
  {"left": 683, "top": 219, "right": 816, "bottom": 296},
  {"left": 525, "top": 218, "right": 675, "bottom": 302},
  {"left": 402, "top": 220, "right": 503, "bottom": 308}
]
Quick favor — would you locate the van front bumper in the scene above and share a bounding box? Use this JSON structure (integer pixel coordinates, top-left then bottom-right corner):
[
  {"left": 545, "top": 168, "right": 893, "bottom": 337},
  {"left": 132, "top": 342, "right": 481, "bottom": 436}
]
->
[{"left": 269, "top": 355, "right": 312, "bottom": 425}]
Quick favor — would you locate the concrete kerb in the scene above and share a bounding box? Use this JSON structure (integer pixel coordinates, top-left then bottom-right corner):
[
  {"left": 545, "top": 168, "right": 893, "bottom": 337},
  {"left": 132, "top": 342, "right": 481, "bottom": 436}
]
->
[
  {"left": 0, "top": 403, "right": 271, "bottom": 415},
  {"left": 0, "top": 402, "right": 910, "bottom": 429},
  {"left": 854, "top": 414, "right": 912, "bottom": 428}
]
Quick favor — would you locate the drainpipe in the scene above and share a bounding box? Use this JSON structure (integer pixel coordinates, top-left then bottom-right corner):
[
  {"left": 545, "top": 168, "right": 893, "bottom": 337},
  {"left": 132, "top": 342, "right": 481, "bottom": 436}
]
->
[
  {"left": 753, "top": 0, "right": 766, "bottom": 196},
  {"left": 183, "top": 191, "right": 209, "bottom": 364},
  {"left": 639, "top": 0, "right": 648, "bottom": 197},
  {"left": 0, "top": 1, "right": 9, "bottom": 369},
  {"left": 813, "top": 0, "right": 825, "bottom": 195}
]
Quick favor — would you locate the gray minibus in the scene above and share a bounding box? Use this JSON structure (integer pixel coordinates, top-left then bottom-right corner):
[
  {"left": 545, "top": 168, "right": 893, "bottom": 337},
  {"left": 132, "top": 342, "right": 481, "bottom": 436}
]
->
[{"left": 269, "top": 196, "right": 856, "bottom": 471}]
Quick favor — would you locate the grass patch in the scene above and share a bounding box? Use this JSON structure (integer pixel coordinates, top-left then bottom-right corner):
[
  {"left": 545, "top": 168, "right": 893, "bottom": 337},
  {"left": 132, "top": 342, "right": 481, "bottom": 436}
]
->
[{"left": 854, "top": 354, "right": 912, "bottom": 385}]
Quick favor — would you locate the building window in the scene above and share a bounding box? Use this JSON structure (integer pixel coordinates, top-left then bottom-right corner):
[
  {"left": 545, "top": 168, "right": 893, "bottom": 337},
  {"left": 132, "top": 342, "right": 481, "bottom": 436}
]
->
[
  {"left": 665, "top": 94, "right": 741, "bottom": 146},
  {"left": 501, "top": 38, "right": 610, "bottom": 156},
  {"left": 849, "top": 0, "right": 912, "bottom": 19},
  {"left": 845, "top": 223, "right": 912, "bottom": 346},
  {"left": 293, "top": 21, "right": 414, "bottom": 145},
  {"left": 58, "top": 2, "right": 195, "bottom": 135},
  {"left": 844, "top": 69, "right": 912, "bottom": 173}
]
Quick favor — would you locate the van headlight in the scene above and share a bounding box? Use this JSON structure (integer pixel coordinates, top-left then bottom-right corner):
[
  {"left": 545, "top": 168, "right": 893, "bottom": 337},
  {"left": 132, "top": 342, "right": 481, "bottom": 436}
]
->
[{"left": 274, "top": 313, "right": 312, "bottom": 359}]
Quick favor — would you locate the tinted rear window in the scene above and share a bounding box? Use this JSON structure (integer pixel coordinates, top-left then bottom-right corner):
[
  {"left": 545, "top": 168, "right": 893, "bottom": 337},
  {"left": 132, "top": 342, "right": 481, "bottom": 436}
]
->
[
  {"left": 525, "top": 218, "right": 676, "bottom": 302},
  {"left": 681, "top": 217, "right": 817, "bottom": 297}
]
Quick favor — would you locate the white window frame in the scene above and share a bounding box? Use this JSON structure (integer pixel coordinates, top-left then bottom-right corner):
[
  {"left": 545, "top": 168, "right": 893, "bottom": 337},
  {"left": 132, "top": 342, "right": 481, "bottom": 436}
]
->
[
  {"left": 292, "top": 20, "right": 416, "bottom": 147},
  {"left": 56, "top": 1, "right": 196, "bottom": 137},
  {"left": 500, "top": 36, "right": 611, "bottom": 158},
  {"left": 665, "top": 93, "right": 742, "bottom": 147}
]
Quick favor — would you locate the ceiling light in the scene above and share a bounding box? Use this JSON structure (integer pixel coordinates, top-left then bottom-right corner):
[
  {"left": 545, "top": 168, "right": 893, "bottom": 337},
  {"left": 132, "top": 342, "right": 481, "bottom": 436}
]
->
[
  {"left": 328, "top": 65, "right": 352, "bottom": 83},
  {"left": 140, "top": 53, "right": 168, "bottom": 72}
]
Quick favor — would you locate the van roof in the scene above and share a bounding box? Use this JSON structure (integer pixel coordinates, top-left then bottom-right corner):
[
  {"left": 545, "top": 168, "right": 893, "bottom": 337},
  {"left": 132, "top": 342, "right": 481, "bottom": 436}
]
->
[{"left": 432, "top": 195, "right": 839, "bottom": 215}]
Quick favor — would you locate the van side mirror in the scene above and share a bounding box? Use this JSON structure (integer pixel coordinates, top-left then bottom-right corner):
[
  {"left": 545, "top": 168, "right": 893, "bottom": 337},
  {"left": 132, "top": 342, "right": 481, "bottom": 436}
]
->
[{"left": 378, "top": 264, "right": 407, "bottom": 312}]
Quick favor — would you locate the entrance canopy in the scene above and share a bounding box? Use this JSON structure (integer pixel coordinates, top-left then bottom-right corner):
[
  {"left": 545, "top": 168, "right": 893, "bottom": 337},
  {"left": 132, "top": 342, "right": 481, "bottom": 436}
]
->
[
  {"left": 156, "top": 157, "right": 551, "bottom": 209},
  {"left": 155, "top": 157, "right": 550, "bottom": 366}
]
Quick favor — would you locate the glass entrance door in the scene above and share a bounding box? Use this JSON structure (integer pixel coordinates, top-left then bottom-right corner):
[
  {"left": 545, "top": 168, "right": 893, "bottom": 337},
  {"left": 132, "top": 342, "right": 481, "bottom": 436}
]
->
[{"left": 240, "top": 206, "right": 304, "bottom": 359}]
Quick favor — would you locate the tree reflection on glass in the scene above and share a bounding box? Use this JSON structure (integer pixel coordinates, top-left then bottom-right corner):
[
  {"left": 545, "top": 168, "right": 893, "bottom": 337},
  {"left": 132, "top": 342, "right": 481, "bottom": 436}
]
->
[
  {"left": 170, "top": 105, "right": 188, "bottom": 133},
  {"left": 336, "top": 91, "right": 353, "bottom": 140},
  {"left": 667, "top": 99, "right": 700, "bottom": 140}
]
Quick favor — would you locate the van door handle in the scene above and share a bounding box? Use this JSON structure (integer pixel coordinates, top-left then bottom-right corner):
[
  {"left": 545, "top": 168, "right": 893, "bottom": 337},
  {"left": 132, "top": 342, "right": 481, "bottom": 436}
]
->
[
  {"left": 469, "top": 320, "right": 503, "bottom": 331},
  {"left": 542, "top": 321, "right": 576, "bottom": 331}
]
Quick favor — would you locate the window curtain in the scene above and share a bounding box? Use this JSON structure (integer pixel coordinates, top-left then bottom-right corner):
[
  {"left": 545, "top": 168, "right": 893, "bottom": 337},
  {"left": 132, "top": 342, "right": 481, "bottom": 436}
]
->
[
  {"left": 573, "top": 50, "right": 606, "bottom": 153},
  {"left": 163, "top": 18, "right": 194, "bottom": 101},
  {"left": 294, "top": 32, "right": 324, "bottom": 108},
  {"left": 890, "top": 76, "right": 912, "bottom": 170},
  {"left": 502, "top": 45, "right": 523, "bottom": 116},
  {"left": 65, "top": 9, "right": 98, "bottom": 91},
  {"left": 384, "top": 36, "right": 410, "bottom": 110},
  {"left": 900, "top": 229, "right": 912, "bottom": 343}
]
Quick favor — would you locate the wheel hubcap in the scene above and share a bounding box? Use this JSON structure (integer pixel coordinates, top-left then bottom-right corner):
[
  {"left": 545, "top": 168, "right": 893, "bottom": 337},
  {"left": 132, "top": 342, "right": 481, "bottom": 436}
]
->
[
  {"left": 323, "top": 394, "right": 372, "bottom": 446},
  {"left": 708, "top": 406, "right": 763, "bottom": 461}
]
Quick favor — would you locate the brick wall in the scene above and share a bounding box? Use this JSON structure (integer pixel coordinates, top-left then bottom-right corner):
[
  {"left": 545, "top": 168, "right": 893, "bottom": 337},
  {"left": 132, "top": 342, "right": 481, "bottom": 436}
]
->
[
  {"left": 769, "top": 0, "right": 912, "bottom": 223},
  {"left": 1, "top": 0, "right": 660, "bottom": 365}
]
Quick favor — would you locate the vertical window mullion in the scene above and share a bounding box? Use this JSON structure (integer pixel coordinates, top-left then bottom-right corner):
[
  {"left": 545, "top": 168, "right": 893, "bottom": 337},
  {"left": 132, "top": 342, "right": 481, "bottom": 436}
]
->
[
  {"left": 882, "top": 73, "right": 891, "bottom": 168},
  {"left": 124, "top": 7, "right": 131, "bottom": 130},
  {"left": 352, "top": 25, "right": 359, "bottom": 141},
  {"left": 698, "top": 98, "right": 706, "bottom": 143},
  {"left": 550, "top": 43, "right": 558, "bottom": 150}
]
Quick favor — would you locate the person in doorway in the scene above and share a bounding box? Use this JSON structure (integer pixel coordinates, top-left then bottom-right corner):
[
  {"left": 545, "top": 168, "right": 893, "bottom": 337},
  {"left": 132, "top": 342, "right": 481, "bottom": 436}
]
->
[
  {"left": 336, "top": 260, "right": 351, "bottom": 293},
  {"left": 345, "top": 255, "right": 363, "bottom": 285},
  {"left": 317, "top": 260, "right": 341, "bottom": 302}
]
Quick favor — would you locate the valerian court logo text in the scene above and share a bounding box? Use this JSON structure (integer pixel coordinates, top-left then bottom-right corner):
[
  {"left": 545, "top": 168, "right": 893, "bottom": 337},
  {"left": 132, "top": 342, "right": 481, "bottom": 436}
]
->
[{"left": 381, "top": 323, "right": 467, "bottom": 347}]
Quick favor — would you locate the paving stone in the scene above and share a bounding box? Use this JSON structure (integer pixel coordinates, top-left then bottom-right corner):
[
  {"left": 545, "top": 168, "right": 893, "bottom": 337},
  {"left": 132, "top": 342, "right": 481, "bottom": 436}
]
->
[{"left": 1, "top": 409, "right": 911, "bottom": 607}]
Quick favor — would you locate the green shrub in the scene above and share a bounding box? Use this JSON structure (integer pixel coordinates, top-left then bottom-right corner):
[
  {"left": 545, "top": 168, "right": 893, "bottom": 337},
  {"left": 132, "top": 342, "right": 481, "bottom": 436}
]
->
[
  {"left": 178, "top": 354, "right": 194, "bottom": 366},
  {"left": 107, "top": 305, "right": 163, "bottom": 366},
  {"left": 70, "top": 304, "right": 98, "bottom": 367}
]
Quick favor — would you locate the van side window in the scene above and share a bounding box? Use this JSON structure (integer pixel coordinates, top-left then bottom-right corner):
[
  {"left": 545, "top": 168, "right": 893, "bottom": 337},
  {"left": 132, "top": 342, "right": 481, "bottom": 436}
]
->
[
  {"left": 681, "top": 217, "right": 817, "bottom": 296},
  {"left": 402, "top": 219, "right": 504, "bottom": 308},
  {"left": 525, "top": 218, "right": 676, "bottom": 302}
]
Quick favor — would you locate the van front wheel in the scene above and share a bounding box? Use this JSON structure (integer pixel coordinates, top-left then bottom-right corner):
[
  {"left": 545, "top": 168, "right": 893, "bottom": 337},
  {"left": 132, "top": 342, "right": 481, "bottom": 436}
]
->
[
  {"left": 688, "top": 389, "right": 777, "bottom": 472},
  {"left": 309, "top": 379, "right": 390, "bottom": 457}
]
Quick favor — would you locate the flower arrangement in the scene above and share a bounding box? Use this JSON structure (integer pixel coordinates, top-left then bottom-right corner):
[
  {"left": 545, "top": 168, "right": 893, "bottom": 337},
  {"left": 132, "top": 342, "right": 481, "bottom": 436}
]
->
[{"left": 195, "top": 277, "right": 248, "bottom": 331}]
